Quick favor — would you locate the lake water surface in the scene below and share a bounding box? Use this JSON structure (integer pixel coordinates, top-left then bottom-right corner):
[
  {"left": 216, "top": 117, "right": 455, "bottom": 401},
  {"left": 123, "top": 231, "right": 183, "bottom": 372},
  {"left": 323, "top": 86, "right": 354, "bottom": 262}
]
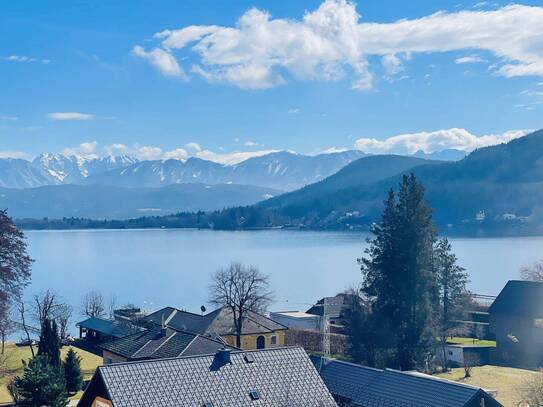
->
[{"left": 25, "top": 229, "right": 543, "bottom": 315}]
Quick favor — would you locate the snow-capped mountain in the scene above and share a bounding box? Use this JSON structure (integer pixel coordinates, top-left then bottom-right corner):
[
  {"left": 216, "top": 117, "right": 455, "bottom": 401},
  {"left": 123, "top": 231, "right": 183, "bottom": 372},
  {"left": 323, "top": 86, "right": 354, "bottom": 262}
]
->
[{"left": 84, "top": 150, "right": 366, "bottom": 191}]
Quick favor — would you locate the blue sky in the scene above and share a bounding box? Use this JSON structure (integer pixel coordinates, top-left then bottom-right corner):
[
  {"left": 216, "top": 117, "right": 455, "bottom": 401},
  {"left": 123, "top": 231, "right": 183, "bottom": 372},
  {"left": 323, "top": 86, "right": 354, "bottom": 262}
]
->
[{"left": 1, "top": 0, "right": 542, "bottom": 163}]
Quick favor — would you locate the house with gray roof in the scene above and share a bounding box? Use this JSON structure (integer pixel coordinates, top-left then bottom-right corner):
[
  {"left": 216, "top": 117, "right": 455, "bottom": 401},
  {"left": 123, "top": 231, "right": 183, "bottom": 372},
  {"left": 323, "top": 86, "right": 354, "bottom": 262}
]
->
[
  {"left": 78, "top": 347, "right": 337, "bottom": 407},
  {"left": 76, "top": 316, "right": 143, "bottom": 344},
  {"left": 489, "top": 280, "right": 543, "bottom": 367},
  {"left": 311, "top": 356, "right": 502, "bottom": 407},
  {"left": 143, "top": 306, "right": 288, "bottom": 350},
  {"left": 100, "top": 325, "right": 234, "bottom": 365}
]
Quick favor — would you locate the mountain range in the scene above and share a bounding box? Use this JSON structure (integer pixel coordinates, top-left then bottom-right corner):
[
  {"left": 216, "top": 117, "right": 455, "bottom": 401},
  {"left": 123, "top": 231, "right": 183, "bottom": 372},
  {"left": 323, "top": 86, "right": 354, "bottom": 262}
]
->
[{"left": 0, "top": 150, "right": 366, "bottom": 191}]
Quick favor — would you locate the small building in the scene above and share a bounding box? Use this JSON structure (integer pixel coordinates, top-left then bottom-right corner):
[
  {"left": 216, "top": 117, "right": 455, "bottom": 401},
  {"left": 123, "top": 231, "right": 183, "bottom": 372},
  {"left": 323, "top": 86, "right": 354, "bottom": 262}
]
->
[
  {"left": 489, "top": 280, "right": 543, "bottom": 366},
  {"left": 78, "top": 347, "right": 337, "bottom": 407},
  {"left": 311, "top": 356, "right": 503, "bottom": 407},
  {"left": 144, "top": 306, "right": 288, "bottom": 350},
  {"left": 269, "top": 310, "right": 321, "bottom": 330},
  {"left": 100, "top": 325, "right": 234, "bottom": 365},
  {"left": 440, "top": 343, "right": 494, "bottom": 367},
  {"left": 76, "top": 316, "right": 142, "bottom": 344},
  {"left": 306, "top": 293, "right": 360, "bottom": 326}
]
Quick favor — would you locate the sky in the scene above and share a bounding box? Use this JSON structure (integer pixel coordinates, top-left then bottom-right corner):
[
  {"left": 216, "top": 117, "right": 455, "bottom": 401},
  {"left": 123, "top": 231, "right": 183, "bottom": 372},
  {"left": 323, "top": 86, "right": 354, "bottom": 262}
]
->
[{"left": 1, "top": 0, "right": 542, "bottom": 163}]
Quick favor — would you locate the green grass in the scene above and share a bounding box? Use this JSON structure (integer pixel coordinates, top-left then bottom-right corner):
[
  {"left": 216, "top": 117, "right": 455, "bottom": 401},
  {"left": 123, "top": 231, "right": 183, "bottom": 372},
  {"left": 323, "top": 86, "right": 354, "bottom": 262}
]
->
[
  {"left": 447, "top": 337, "right": 496, "bottom": 347},
  {"left": 436, "top": 365, "right": 537, "bottom": 407},
  {"left": 0, "top": 342, "right": 102, "bottom": 403}
]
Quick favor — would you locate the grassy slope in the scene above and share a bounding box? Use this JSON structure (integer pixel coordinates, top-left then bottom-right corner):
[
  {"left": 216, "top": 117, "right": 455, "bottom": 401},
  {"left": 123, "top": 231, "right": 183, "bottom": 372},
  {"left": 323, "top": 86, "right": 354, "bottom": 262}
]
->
[
  {"left": 0, "top": 343, "right": 101, "bottom": 403},
  {"left": 436, "top": 365, "right": 537, "bottom": 407}
]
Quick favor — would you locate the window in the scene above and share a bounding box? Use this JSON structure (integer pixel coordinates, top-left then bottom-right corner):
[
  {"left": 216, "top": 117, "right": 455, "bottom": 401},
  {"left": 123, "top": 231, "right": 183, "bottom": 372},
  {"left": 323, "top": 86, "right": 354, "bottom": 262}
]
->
[
  {"left": 448, "top": 351, "right": 453, "bottom": 356},
  {"left": 271, "top": 335, "right": 277, "bottom": 345},
  {"left": 256, "top": 335, "right": 265, "bottom": 349},
  {"left": 249, "top": 390, "right": 260, "bottom": 400},
  {"left": 105, "top": 358, "right": 113, "bottom": 365},
  {"left": 203, "top": 402, "right": 214, "bottom": 407}
]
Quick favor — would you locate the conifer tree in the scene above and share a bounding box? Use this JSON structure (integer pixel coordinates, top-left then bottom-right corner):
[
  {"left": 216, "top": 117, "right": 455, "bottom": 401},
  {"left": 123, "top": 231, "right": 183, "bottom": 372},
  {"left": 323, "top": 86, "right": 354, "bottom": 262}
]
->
[
  {"left": 360, "top": 174, "right": 437, "bottom": 371},
  {"left": 38, "top": 318, "right": 61, "bottom": 368},
  {"left": 63, "top": 348, "right": 83, "bottom": 394},
  {"left": 13, "top": 355, "right": 68, "bottom": 407}
]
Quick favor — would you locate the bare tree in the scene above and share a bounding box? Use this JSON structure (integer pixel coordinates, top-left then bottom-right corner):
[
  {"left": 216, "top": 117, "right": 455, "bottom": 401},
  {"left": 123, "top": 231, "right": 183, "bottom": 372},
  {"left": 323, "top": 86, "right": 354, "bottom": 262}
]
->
[
  {"left": 32, "top": 290, "right": 64, "bottom": 327},
  {"left": 16, "top": 299, "right": 34, "bottom": 358},
  {"left": 81, "top": 291, "right": 105, "bottom": 318},
  {"left": 462, "top": 353, "right": 479, "bottom": 378},
  {"left": 57, "top": 303, "right": 73, "bottom": 339},
  {"left": 519, "top": 370, "right": 543, "bottom": 406},
  {"left": 209, "top": 262, "right": 273, "bottom": 348},
  {"left": 0, "top": 300, "right": 14, "bottom": 354},
  {"left": 521, "top": 260, "right": 543, "bottom": 282}
]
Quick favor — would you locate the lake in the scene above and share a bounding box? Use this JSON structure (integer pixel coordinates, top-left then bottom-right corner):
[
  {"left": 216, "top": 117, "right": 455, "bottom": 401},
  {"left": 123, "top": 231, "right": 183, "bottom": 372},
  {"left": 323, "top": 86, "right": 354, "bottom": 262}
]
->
[{"left": 25, "top": 229, "right": 543, "bottom": 317}]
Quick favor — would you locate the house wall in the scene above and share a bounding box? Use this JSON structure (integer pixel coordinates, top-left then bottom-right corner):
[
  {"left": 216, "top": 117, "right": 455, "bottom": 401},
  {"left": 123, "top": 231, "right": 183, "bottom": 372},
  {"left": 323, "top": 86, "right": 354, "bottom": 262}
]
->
[
  {"left": 269, "top": 312, "right": 320, "bottom": 331},
  {"left": 102, "top": 350, "right": 127, "bottom": 365},
  {"left": 490, "top": 313, "right": 543, "bottom": 365},
  {"left": 222, "top": 331, "right": 285, "bottom": 350}
]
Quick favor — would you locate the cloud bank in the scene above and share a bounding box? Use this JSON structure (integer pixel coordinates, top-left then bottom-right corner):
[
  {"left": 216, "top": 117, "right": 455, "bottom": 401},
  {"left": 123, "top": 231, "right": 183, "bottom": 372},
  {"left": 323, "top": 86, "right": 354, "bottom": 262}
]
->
[
  {"left": 47, "top": 112, "right": 96, "bottom": 121},
  {"left": 354, "top": 128, "right": 532, "bottom": 154},
  {"left": 133, "top": 0, "right": 543, "bottom": 90},
  {"left": 62, "top": 141, "right": 277, "bottom": 165}
]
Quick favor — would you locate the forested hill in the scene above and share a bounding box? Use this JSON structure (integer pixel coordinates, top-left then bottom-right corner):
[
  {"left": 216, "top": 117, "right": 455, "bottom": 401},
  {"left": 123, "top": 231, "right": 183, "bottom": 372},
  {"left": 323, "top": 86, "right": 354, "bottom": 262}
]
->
[{"left": 16, "top": 130, "right": 543, "bottom": 235}]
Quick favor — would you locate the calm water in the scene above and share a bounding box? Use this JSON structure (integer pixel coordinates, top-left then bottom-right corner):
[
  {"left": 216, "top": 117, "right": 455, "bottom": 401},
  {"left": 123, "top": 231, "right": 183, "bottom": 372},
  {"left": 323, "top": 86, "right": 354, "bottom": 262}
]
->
[{"left": 25, "top": 229, "right": 543, "bottom": 315}]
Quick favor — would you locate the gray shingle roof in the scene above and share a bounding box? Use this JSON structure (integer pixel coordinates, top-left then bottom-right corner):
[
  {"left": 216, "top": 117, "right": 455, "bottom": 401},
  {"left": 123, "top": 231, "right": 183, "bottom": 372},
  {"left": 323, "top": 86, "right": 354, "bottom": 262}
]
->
[
  {"left": 79, "top": 347, "right": 337, "bottom": 407},
  {"left": 311, "top": 356, "right": 503, "bottom": 407},
  {"left": 489, "top": 280, "right": 543, "bottom": 317},
  {"left": 76, "top": 316, "right": 141, "bottom": 338},
  {"left": 144, "top": 306, "right": 287, "bottom": 336},
  {"left": 100, "top": 326, "right": 229, "bottom": 360}
]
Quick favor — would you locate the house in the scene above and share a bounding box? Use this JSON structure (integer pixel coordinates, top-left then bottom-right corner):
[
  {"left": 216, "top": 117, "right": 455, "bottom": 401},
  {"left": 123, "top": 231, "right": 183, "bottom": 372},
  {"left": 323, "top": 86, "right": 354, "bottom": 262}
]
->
[
  {"left": 489, "top": 280, "right": 543, "bottom": 366},
  {"left": 311, "top": 356, "right": 503, "bottom": 407},
  {"left": 306, "top": 293, "right": 360, "bottom": 326},
  {"left": 78, "top": 347, "right": 337, "bottom": 407},
  {"left": 76, "top": 316, "right": 142, "bottom": 344},
  {"left": 269, "top": 310, "right": 321, "bottom": 330},
  {"left": 100, "top": 325, "right": 234, "bottom": 365},
  {"left": 143, "top": 306, "right": 288, "bottom": 350},
  {"left": 439, "top": 343, "right": 494, "bottom": 367}
]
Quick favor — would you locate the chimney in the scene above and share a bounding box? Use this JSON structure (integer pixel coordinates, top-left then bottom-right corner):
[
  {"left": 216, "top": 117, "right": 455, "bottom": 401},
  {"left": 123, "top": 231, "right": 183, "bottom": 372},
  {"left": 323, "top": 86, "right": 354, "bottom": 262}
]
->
[
  {"left": 161, "top": 314, "right": 167, "bottom": 337},
  {"left": 218, "top": 348, "right": 231, "bottom": 365}
]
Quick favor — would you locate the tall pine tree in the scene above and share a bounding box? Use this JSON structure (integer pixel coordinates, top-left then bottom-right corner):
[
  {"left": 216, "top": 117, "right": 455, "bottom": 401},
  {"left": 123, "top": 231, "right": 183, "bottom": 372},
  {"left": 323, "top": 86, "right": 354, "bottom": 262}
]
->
[
  {"left": 63, "top": 348, "right": 83, "bottom": 394},
  {"left": 361, "top": 174, "right": 437, "bottom": 371},
  {"left": 38, "top": 318, "right": 61, "bottom": 368}
]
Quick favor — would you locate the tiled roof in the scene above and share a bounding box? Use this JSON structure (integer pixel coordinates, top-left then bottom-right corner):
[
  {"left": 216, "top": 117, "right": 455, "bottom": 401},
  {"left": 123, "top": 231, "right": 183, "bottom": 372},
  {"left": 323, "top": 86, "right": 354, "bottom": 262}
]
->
[
  {"left": 489, "top": 280, "right": 543, "bottom": 317},
  {"left": 76, "top": 316, "right": 141, "bottom": 338},
  {"left": 311, "top": 356, "right": 503, "bottom": 407},
  {"left": 100, "top": 326, "right": 229, "bottom": 360},
  {"left": 79, "top": 347, "right": 337, "bottom": 407},
  {"left": 144, "top": 306, "right": 287, "bottom": 336}
]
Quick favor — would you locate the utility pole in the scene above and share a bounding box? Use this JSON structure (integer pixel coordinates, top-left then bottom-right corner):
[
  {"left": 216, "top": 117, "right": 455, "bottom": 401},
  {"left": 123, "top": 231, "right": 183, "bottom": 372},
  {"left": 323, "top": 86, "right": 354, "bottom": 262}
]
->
[{"left": 319, "top": 298, "right": 330, "bottom": 373}]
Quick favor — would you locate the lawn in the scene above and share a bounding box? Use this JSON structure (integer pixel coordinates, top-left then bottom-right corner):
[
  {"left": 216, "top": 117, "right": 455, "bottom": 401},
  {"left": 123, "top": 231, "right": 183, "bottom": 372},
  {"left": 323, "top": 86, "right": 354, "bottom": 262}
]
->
[
  {"left": 0, "top": 342, "right": 102, "bottom": 403},
  {"left": 447, "top": 337, "right": 496, "bottom": 347},
  {"left": 436, "top": 365, "right": 538, "bottom": 407}
]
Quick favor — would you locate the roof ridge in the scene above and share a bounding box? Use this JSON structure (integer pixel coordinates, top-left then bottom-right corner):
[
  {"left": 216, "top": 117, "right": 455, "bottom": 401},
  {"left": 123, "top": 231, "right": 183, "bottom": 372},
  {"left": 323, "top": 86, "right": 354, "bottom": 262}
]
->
[
  {"left": 98, "top": 346, "right": 306, "bottom": 370},
  {"left": 384, "top": 368, "right": 484, "bottom": 391}
]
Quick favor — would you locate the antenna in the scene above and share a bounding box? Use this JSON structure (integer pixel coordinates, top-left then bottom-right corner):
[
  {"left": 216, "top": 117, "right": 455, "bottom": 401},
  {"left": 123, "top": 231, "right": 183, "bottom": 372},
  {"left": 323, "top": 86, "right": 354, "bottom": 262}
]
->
[{"left": 319, "top": 298, "right": 330, "bottom": 373}]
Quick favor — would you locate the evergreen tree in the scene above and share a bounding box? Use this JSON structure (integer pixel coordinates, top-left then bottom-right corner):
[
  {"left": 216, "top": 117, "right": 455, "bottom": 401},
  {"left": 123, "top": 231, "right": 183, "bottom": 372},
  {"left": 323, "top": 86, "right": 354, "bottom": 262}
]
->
[
  {"left": 13, "top": 355, "right": 68, "bottom": 407},
  {"left": 63, "top": 348, "right": 83, "bottom": 394},
  {"left": 435, "top": 237, "right": 469, "bottom": 370},
  {"left": 38, "top": 318, "right": 61, "bottom": 367},
  {"left": 360, "top": 174, "right": 437, "bottom": 371}
]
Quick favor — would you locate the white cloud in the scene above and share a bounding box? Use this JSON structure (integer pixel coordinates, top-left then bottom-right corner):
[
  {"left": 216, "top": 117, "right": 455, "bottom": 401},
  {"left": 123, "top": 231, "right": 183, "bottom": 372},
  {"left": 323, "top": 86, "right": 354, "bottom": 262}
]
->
[
  {"left": 455, "top": 55, "right": 486, "bottom": 64},
  {"left": 62, "top": 141, "right": 276, "bottom": 165},
  {"left": 244, "top": 140, "right": 258, "bottom": 147},
  {"left": 47, "top": 112, "right": 95, "bottom": 121},
  {"left": 196, "top": 149, "right": 278, "bottom": 165},
  {"left": 288, "top": 108, "right": 301, "bottom": 114},
  {"left": 132, "top": 45, "right": 186, "bottom": 79},
  {"left": 354, "top": 128, "right": 532, "bottom": 154},
  {"left": 2, "top": 55, "right": 50, "bottom": 64},
  {"left": 0, "top": 115, "right": 18, "bottom": 121},
  {"left": 62, "top": 141, "right": 99, "bottom": 158},
  {"left": 133, "top": 1, "right": 543, "bottom": 90},
  {"left": 319, "top": 147, "right": 349, "bottom": 154},
  {"left": 184, "top": 142, "right": 202, "bottom": 152},
  {"left": 0, "top": 150, "right": 30, "bottom": 159}
]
